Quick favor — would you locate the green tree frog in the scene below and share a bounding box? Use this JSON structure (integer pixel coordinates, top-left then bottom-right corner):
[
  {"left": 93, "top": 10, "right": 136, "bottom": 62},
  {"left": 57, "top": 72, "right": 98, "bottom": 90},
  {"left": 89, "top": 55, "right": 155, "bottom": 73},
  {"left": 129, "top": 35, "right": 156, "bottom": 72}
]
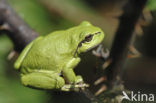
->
[{"left": 14, "top": 21, "right": 104, "bottom": 91}]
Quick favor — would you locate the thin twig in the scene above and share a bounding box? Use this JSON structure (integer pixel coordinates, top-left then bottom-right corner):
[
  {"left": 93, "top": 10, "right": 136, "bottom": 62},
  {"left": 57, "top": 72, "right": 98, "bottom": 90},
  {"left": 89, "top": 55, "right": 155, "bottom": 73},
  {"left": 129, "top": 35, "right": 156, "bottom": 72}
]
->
[{"left": 106, "top": 0, "right": 147, "bottom": 88}]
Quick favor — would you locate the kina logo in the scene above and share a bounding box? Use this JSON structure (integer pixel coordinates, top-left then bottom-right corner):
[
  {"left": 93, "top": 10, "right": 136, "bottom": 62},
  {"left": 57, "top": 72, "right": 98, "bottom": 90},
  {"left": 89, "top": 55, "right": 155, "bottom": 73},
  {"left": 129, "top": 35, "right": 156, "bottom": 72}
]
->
[{"left": 122, "top": 91, "right": 155, "bottom": 102}]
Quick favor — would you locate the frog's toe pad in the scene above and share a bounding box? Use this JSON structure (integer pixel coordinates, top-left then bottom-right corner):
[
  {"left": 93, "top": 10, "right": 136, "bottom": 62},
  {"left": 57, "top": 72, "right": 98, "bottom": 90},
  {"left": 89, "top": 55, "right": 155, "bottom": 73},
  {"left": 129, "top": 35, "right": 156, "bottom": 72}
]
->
[
  {"left": 75, "top": 82, "right": 89, "bottom": 88},
  {"left": 61, "top": 83, "right": 89, "bottom": 91}
]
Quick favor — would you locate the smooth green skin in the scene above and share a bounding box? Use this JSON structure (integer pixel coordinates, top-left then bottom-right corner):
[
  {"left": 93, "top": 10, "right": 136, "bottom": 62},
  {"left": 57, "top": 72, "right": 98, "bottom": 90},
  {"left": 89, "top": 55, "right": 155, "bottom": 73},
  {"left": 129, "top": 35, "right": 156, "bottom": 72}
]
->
[{"left": 14, "top": 21, "right": 104, "bottom": 91}]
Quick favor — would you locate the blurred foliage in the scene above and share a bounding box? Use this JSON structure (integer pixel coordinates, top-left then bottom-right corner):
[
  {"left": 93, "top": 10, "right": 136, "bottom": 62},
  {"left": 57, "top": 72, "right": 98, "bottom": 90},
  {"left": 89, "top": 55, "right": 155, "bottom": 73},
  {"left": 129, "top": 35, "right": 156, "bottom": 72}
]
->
[
  {"left": 0, "top": 35, "right": 48, "bottom": 103},
  {"left": 40, "top": 0, "right": 118, "bottom": 48},
  {"left": 146, "top": 0, "right": 156, "bottom": 11},
  {"left": 8, "top": 0, "right": 74, "bottom": 35}
]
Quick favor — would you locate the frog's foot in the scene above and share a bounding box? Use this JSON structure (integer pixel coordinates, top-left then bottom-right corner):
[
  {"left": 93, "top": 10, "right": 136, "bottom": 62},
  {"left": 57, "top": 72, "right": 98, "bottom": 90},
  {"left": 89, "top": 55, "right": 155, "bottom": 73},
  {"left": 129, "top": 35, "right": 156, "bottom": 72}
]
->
[
  {"left": 61, "top": 82, "right": 89, "bottom": 91},
  {"left": 61, "top": 75, "right": 89, "bottom": 91},
  {"left": 75, "top": 75, "right": 83, "bottom": 83},
  {"left": 92, "top": 44, "right": 110, "bottom": 60}
]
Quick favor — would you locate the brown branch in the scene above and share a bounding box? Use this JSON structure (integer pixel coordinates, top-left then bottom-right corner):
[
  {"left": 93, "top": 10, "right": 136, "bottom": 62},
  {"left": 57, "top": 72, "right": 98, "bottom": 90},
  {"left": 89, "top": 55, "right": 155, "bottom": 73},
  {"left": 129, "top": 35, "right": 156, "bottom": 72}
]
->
[
  {"left": 48, "top": 89, "right": 100, "bottom": 103},
  {"left": 106, "top": 0, "right": 147, "bottom": 88},
  {"left": 0, "top": 0, "right": 38, "bottom": 52}
]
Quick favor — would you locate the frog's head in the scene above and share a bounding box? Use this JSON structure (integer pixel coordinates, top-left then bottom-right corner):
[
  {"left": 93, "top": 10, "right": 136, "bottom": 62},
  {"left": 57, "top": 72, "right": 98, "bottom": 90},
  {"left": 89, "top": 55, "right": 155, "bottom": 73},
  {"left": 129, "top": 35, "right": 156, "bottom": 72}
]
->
[{"left": 73, "top": 21, "right": 104, "bottom": 56}]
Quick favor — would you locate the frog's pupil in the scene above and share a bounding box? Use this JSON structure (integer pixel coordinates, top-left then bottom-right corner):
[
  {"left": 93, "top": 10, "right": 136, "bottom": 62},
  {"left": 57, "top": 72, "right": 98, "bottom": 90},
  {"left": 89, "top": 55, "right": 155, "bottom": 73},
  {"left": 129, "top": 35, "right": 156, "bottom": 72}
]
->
[
  {"left": 85, "top": 35, "right": 93, "bottom": 42},
  {"left": 77, "top": 34, "right": 93, "bottom": 48}
]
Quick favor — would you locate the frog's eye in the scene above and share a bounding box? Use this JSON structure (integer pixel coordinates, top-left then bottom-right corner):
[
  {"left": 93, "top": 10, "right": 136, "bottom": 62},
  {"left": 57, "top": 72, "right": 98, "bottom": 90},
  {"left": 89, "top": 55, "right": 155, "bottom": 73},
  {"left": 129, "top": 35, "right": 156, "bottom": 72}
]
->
[
  {"left": 78, "top": 34, "right": 93, "bottom": 48},
  {"left": 84, "top": 34, "right": 93, "bottom": 42}
]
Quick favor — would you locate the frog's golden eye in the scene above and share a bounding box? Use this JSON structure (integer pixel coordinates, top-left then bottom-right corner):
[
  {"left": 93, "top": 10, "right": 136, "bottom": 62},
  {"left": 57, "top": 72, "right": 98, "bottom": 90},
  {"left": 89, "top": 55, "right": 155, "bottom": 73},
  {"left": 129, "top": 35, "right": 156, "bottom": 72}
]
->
[
  {"left": 78, "top": 34, "right": 93, "bottom": 48},
  {"left": 84, "top": 34, "right": 93, "bottom": 42}
]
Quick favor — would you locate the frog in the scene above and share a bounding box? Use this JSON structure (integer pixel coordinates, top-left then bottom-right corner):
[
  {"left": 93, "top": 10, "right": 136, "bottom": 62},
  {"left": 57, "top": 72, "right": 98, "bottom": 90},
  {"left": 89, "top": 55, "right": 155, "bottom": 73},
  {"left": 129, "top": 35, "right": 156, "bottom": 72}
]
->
[{"left": 14, "top": 21, "right": 104, "bottom": 91}]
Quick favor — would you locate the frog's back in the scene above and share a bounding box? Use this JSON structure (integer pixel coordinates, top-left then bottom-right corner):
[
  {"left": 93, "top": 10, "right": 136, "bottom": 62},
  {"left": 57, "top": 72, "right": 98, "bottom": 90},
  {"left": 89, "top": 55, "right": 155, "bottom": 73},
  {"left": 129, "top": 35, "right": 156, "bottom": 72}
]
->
[{"left": 21, "top": 31, "right": 75, "bottom": 72}]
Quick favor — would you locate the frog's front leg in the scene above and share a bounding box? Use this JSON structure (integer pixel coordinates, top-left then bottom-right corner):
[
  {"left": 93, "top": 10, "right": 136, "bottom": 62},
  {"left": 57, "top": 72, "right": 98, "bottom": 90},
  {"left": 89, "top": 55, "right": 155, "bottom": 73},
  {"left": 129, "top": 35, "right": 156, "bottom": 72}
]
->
[
  {"left": 21, "top": 71, "right": 65, "bottom": 90},
  {"left": 62, "top": 58, "right": 83, "bottom": 84}
]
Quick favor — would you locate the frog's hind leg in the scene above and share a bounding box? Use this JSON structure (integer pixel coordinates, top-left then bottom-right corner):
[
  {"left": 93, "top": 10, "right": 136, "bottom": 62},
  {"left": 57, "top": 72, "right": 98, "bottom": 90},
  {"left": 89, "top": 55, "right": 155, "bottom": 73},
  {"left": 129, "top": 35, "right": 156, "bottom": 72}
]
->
[
  {"left": 14, "top": 37, "right": 43, "bottom": 70},
  {"left": 21, "top": 72, "right": 65, "bottom": 90}
]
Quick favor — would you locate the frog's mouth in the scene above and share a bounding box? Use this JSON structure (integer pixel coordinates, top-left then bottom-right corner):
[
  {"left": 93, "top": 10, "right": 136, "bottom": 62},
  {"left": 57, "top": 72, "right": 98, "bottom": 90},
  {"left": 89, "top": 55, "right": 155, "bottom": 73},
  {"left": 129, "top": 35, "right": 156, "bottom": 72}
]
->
[{"left": 85, "top": 42, "right": 102, "bottom": 52}]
